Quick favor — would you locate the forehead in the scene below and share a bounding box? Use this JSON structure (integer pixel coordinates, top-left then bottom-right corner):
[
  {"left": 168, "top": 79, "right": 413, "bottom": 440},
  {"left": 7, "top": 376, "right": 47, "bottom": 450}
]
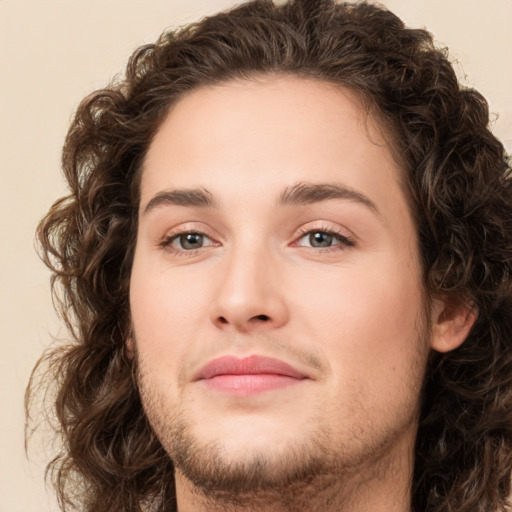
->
[{"left": 141, "top": 75, "right": 406, "bottom": 218}]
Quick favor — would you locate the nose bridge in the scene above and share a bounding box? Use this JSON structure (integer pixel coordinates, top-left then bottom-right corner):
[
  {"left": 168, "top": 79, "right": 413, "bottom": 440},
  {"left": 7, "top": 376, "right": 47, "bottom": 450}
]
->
[{"left": 210, "top": 235, "right": 288, "bottom": 331}]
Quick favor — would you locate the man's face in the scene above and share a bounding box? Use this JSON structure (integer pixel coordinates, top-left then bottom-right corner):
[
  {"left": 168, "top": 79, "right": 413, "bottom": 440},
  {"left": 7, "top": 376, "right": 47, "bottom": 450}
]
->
[{"left": 130, "top": 76, "right": 432, "bottom": 498}]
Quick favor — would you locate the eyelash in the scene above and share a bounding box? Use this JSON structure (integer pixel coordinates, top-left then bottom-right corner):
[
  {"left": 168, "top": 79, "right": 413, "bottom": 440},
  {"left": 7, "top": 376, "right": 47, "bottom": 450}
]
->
[
  {"left": 294, "top": 226, "right": 355, "bottom": 252},
  {"left": 160, "top": 230, "right": 217, "bottom": 256},
  {"left": 159, "top": 226, "right": 355, "bottom": 255}
]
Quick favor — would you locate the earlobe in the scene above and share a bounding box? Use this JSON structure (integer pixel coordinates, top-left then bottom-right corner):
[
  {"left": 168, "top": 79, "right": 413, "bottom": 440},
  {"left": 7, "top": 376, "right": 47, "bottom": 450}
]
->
[
  {"left": 429, "top": 297, "right": 478, "bottom": 353},
  {"left": 125, "top": 337, "right": 135, "bottom": 359}
]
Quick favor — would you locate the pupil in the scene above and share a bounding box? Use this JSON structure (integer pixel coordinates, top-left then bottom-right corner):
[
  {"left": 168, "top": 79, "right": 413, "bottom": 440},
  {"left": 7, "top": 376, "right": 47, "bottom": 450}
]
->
[
  {"left": 181, "top": 233, "right": 203, "bottom": 249},
  {"left": 310, "top": 232, "right": 332, "bottom": 247}
]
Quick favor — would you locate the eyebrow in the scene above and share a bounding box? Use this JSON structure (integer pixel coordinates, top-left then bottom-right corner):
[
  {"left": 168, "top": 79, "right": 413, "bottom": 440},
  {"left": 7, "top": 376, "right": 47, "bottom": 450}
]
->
[
  {"left": 279, "top": 182, "right": 379, "bottom": 213},
  {"left": 143, "top": 187, "right": 216, "bottom": 214},
  {"left": 142, "top": 181, "right": 378, "bottom": 215}
]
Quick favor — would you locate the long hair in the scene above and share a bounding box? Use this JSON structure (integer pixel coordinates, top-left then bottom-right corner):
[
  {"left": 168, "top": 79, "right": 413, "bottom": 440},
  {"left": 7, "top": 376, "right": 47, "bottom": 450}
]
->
[{"left": 27, "top": 1, "right": 512, "bottom": 510}]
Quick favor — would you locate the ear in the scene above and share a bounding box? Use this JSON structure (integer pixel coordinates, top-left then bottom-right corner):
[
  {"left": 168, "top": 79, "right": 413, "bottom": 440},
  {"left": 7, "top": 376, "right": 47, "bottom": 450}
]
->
[
  {"left": 125, "top": 337, "right": 135, "bottom": 359},
  {"left": 429, "top": 296, "right": 477, "bottom": 353}
]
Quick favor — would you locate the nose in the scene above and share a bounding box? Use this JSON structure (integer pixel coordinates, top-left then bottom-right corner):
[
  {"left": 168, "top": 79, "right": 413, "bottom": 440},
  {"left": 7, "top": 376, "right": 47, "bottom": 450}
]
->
[{"left": 209, "top": 245, "right": 289, "bottom": 333}]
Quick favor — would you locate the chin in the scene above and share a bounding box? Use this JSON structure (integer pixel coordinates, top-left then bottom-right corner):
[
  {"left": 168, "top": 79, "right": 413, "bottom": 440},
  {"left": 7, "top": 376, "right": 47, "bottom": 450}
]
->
[
  {"left": 170, "top": 423, "right": 337, "bottom": 497},
  {"left": 142, "top": 397, "right": 335, "bottom": 495}
]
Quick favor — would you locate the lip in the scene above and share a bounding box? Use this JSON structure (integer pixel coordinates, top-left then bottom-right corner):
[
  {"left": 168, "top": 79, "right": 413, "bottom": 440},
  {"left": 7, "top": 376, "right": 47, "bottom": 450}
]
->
[{"left": 195, "top": 355, "right": 309, "bottom": 395}]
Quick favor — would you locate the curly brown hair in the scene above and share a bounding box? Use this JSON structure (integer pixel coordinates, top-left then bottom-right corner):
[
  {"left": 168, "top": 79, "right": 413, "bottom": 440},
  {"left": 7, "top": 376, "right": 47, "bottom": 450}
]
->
[{"left": 27, "top": 0, "right": 512, "bottom": 511}]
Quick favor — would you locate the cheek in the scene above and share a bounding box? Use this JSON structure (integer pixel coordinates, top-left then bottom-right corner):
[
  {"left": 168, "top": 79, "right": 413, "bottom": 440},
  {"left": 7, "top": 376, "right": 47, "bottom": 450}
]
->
[
  {"left": 129, "top": 256, "right": 212, "bottom": 369},
  {"left": 294, "top": 251, "right": 428, "bottom": 387},
  {"left": 298, "top": 263, "right": 429, "bottom": 438}
]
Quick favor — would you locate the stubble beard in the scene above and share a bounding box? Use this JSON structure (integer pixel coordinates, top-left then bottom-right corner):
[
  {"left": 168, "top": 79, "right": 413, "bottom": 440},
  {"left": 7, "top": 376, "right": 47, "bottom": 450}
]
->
[
  {"left": 135, "top": 313, "right": 431, "bottom": 509},
  {"left": 163, "top": 410, "right": 349, "bottom": 507},
  {"left": 137, "top": 369, "right": 425, "bottom": 509},
  {"left": 138, "top": 379, "right": 359, "bottom": 509}
]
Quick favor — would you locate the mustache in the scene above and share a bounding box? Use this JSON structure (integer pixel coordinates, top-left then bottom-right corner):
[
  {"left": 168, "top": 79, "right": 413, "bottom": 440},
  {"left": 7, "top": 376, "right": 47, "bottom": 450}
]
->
[{"left": 130, "top": 329, "right": 327, "bottom": 382}]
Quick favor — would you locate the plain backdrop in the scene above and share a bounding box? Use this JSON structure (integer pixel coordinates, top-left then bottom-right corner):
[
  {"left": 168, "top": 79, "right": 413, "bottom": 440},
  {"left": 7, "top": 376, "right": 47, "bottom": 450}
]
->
[{"left": 1, "top": 1, "right": 510, "bottom": 511}]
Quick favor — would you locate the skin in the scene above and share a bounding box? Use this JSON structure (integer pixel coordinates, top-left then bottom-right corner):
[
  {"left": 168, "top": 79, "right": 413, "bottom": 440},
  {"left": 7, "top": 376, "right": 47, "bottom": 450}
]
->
[{"left": 130, "top": 76, "right": 474, "bottom": 511}]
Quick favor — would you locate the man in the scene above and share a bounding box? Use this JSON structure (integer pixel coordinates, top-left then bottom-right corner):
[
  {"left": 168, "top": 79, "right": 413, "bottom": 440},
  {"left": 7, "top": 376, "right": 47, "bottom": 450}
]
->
[{"left": 28, "top": 0, "right": 512, "bottom": 510}]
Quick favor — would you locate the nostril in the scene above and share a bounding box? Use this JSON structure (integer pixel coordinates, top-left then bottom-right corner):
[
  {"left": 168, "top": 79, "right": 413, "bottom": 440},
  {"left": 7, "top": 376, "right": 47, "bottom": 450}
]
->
[
  {"left": 216, "top": 314, "right": 272, "bottom": 327},
  {"left": 252, "top": 314, "right": 270, "bottom": 322}
]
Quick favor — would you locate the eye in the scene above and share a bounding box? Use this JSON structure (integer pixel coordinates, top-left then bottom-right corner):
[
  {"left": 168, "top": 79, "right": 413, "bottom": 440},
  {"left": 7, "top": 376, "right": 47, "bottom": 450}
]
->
[
  {"left": 296, "top": 229, "right": 354, "bottom": 249},
  {"left": 162, "top": 231, "right": 216, "bottom": 251}
]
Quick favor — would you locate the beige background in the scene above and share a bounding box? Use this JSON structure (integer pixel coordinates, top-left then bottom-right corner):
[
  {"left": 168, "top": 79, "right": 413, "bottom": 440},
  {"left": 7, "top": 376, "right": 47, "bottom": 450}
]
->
[{"left": 1, "top": 1, "right": 510, "bottom": 510}]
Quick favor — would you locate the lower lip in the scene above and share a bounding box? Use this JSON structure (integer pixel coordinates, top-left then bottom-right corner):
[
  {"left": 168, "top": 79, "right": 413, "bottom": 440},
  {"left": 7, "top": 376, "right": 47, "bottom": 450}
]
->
[{"left": 203, "top": 374, "right": 304, "bottom": 395}]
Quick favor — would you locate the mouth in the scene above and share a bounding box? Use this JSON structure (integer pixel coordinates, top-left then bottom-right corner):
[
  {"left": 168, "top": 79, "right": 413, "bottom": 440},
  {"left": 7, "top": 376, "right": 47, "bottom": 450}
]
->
[{"left": 194, "top": 355, "right": 309, "bottom": 395}]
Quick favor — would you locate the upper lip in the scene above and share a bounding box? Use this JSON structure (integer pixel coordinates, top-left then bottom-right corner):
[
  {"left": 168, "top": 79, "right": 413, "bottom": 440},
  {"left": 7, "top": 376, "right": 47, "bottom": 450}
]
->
[{"left": 195, "top": 355, "right": 309, "bottom": 380}]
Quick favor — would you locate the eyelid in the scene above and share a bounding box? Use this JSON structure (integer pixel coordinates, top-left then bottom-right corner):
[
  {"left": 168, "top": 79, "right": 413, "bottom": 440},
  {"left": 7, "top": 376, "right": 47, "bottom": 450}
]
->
[
  {"left": 158, "top": 223, "right": 221, "bottom": 253},
  {"left": 291, "top": 223, "right": 356, "bottom": 249},
  {"left": 167, "top": 232, "right": 216, "bottom": 249},
  {"left": 156, "top": 221, "right": 355, "bottom": 254}
]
